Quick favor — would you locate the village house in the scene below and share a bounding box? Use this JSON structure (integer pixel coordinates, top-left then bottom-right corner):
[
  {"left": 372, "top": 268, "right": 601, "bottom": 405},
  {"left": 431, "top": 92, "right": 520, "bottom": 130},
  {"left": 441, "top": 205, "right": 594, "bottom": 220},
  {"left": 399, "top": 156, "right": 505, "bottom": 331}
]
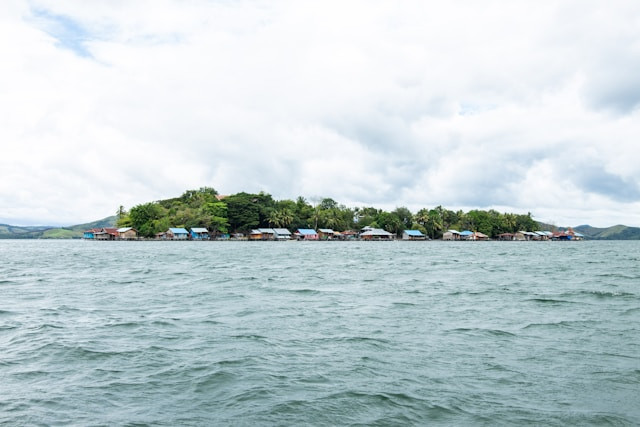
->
[
  {"left": 535, "top": 231, "right": 552, "bottom": 240},
  {"left": 459, "top": 230, "right": 474, "bottom": 240},
  {"left": 473, "top": 231, "right": 489, "bottom": 241},
  {"left": 442, "top": 230, "right": 461, "bottom": 240},
  {"left": 258, "top": 228, "right": 276, "bottom": 240},
  {"left": 190, "top": 227, "right": 210, "bottom": 240},
  {"left": 359, "top": 227, "right": 394, "bottom": 240},
  {"left": 166, "top": 227, "right": 189, "bottom": 240},
  {"left": 83, "top": 228, "right": 102, "bottom": 239},
  {"left": 318, "top": 229, "right": 335, "bottom": 240},
  {"left": 273, "top": 228, "right": 292, "bottom": 240},
  {"left": 95, "top": 227, "right": 118, "bottom": 240},
  {"left": 340, "top": 230, "right": 359, "bottom": 240},
  {"left": 295, "top": 229, "right": 318, "bottom": 240},
  {"left": 515, "top": 231, "right": 538, "bottom": 241},
  {"left": 402, "top": 230, "right": 426, "bottom": 240},
  {"left": 117, "top": 227, "right": 138, "bottom": 240},
  {"left": 497, "top": 233, "right": 515, "bottom": 241}
]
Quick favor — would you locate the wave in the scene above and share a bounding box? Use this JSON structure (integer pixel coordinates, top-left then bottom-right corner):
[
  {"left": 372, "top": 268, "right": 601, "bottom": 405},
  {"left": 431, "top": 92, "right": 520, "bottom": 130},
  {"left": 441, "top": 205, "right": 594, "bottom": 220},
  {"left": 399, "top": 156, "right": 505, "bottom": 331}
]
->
[
  {"left": 392, "top": 302, "right": 417, "bottom": 307},
  {"left": 522, "top": 320, "right": 595, "bottom": 329},
  {"left": 569, "top": 290, "right": 637, "bottom": 299},
  {"left": 288, "top": 289, "right": 322, "bottom": 295},
  {"left": 525, "top": 298, "right": 578, "bottom": 305},
  {"left": 447, "top": 327, "right": 516, "bottom": 337}
]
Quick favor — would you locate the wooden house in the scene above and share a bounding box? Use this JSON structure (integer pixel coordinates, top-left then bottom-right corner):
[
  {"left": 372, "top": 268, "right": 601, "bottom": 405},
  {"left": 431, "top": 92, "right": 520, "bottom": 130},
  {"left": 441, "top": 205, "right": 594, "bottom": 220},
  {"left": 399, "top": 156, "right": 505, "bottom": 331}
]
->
[
  {"left": 473, "top": 231, "right": 489, "bottom": 241},
  {"left": 459, "top": 230, "right": 474, "bottom": 240},
  {"left": 497, "top": 233, "right": 515, "bottom": 241},
  {"left": 359, "top": 228, "right": 394, "bottom": 240},
  {"left": 95, "top": 227, "right": 118, "bottom": 240},
  {"left": 83, "top": 228, "right": 101, "bottom": 239},
  {"left": 190, "top": 227, "right": 210, "bottom": 240},
  {"left": 402, "top": 230, "right": 426, "bottom": 240},
  {"left": 295, "top": 229, "right": 318, "bottom": 240},
  {"left": 257, "top": 228, "right": 276, "bottom": 240},
  {"left": 117, "top": 227, "right": 138, "bottom": 240},
  {"left": 167, "top": 228, "right": 189, "bottom": 240},
  {"left": 273, "top": 228, "right": 292, "bottom": 240},
  {"left": 318, "top": 229, "right": 335, "bottom": 240},
  {"left": 442, "top": 230, "right": 460, "bottom": 240}
]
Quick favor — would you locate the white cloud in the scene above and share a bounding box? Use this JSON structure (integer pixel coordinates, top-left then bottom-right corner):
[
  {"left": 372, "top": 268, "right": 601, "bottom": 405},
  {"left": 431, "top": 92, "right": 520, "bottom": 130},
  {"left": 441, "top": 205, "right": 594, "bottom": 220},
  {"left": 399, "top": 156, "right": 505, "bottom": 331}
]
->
[{"left": 1, "top": 0, "right": 640, "bottom": 227}]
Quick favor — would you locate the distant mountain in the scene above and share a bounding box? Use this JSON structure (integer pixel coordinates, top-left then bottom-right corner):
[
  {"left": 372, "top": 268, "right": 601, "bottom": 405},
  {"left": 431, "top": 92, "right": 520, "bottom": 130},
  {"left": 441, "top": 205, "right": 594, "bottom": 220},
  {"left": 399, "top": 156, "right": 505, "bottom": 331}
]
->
[
  {"left": 534, "top": 222, "right": 640, "bottom": 240},
  {"left": 0, "top": 216, "right": 117, "bottom": 239},
  {"left": 573, "top": 224, "right": 640, "bottom": 240},
  {"left": 0, "top": 224, "right": 53, "bottom": 239}
]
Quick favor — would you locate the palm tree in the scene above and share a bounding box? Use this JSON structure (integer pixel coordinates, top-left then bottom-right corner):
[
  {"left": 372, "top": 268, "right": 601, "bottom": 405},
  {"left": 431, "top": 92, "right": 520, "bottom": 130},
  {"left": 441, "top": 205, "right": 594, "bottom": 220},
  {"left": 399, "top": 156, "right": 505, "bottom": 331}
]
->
[
  {"left": 278, "top": 208, "right": 294, "bottom": 228},
  {"left": 428, "top": 209, "right": 444, "bottom": 239},
  {"left": 268, "top": 210, "right": 282, "bottom": 227},
  {"left": 415, "top": 208, "right": 430, "bottom": 229},
  {"left": 268, "top": 209, "right": 294, "bottom": 228}
]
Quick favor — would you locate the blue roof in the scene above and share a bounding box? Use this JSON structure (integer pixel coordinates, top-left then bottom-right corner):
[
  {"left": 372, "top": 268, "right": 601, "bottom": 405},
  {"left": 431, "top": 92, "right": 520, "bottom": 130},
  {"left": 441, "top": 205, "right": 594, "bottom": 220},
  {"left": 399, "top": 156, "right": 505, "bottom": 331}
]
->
[
  {"left": 297, "top": 228, "right": 317, "bottom": 235},
  {"left": 460, "top": 230, "right": 473, "bottom": 236},
  {"left": 169, "top": 228, "right": 188, "bottom": 234},
  {"left": 404, "top": 230, "right": 424, "bottom": 236}
]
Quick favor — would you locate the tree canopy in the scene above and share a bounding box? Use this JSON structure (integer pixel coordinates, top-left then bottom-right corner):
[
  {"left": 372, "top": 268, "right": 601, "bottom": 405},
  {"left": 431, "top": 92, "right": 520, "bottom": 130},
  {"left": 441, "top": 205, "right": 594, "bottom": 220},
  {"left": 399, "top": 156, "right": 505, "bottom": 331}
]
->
[{"left": 117, "top": 188, "right": 541, "bottom": 238}]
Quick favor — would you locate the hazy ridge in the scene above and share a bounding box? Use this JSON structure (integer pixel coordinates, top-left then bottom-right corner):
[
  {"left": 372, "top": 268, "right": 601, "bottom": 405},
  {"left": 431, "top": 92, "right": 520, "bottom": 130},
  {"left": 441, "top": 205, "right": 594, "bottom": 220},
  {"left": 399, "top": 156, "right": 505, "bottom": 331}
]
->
[{"left": 0, "top": 216, "right": 116, "bottom": 239}]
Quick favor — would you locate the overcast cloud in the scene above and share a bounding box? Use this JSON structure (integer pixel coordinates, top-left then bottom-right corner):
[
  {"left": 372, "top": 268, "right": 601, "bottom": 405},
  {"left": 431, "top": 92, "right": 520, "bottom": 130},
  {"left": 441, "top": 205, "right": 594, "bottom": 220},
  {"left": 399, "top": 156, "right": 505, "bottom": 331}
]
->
[{"left": 1, "top": 0, "right": 640, "bottom": 227}]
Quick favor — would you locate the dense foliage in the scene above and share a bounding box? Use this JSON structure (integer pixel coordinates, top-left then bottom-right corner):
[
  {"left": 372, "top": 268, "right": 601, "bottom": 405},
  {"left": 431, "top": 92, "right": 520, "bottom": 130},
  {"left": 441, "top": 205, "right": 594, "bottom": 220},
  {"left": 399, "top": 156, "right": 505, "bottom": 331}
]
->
[{"left": 116, "top": 187, "right": 540, "bottom": 238}]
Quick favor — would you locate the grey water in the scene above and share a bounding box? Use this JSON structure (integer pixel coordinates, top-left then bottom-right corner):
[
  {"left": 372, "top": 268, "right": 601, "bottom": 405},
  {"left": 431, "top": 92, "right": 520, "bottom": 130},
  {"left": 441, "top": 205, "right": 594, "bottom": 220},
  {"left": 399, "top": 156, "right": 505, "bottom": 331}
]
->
[{"left": 1, "top": 240, "right": 639, "bottom": 425}]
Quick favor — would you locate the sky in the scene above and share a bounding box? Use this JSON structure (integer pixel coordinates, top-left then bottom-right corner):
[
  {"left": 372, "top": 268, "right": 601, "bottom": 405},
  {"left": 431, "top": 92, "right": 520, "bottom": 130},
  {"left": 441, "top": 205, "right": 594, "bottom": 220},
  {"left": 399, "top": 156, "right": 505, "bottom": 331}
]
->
[{"left": 1, "top": 1, "right": 640, "bottom": 228}]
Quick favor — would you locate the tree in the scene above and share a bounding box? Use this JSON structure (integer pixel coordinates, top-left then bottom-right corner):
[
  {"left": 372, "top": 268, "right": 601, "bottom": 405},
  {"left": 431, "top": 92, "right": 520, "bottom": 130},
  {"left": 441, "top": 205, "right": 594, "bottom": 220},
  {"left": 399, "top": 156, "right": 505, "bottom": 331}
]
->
[
  {"left": 392, "top": 206, "right": 413, "bottom": 229},
  {"left": 268, "top": 208, "right": 294, "bottom": 228},
  {"left": 201, "top": 201, "right": 229, "bottom": 233},
  {"left": 415, "top": 208, "right": 430, "bottom": 230},
  {"left": 129, "top": 202, "right": 165, "bottom": 237},
  {"left": 116, "top": 205, "right": 131, "bottom": 227},
  {"left": 225, "top": 192, "right": 261, "bottom": 232},
  {"left": 427, "top": 208, "right": 444, "bottom": 239},
  {"left": 375, "top": 211, "right": 404, "bottom": 236}
]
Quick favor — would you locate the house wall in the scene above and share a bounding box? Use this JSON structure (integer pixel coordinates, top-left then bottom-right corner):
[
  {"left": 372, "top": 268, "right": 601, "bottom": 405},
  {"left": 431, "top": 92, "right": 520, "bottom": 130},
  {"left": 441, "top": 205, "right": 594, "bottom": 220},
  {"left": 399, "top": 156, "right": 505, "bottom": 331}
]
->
[
  {"left": 168, "top": 231, "right": 187, "bottom": 240},
  {"left": 120, "top": 230, "right": 137, "bottom": 240}
]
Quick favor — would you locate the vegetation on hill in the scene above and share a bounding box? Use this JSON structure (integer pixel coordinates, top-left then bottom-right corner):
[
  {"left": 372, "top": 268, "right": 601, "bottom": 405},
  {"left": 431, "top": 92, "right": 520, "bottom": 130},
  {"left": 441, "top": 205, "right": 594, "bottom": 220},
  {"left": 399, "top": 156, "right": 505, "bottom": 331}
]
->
[
  {"left": 573, "top": 224, "right": 640, "bottom": 240},
  {"left": 116, "top": 187, "right": 540, "bottom": 239},
  {"left": 0, "top": 224, "right": 52, "bottom": 239},
  {"left": 2, "top": 193, "right": 639, "bottom": 240}
]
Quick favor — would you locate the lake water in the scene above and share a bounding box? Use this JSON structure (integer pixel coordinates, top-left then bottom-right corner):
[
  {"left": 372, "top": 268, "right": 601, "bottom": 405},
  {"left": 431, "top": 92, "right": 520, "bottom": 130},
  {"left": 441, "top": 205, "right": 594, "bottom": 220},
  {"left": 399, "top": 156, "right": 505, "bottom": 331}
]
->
[{"left": 1, "top": 240, "right": 639, "bottom": 425}]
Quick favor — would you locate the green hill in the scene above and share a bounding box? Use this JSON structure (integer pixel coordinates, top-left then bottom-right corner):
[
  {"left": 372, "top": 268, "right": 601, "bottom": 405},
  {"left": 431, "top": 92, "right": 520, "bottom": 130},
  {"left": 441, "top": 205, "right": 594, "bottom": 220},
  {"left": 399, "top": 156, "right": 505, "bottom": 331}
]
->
[
  {"left": 0, "top": 224, "right": 52, "bottom": 239},
  {"left": 574, "top": 224, "right": 640, "bottom": 240},
  {"left": 0, "top": 216, "right": 117, "bottom": 239}
]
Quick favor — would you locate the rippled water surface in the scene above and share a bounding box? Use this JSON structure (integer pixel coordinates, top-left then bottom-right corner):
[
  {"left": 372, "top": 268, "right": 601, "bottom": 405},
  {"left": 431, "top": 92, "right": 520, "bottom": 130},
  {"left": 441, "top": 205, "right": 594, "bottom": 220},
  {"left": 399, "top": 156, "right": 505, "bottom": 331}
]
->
[{"left": 1, "top": 240, "right": 639, "bottom": 425}]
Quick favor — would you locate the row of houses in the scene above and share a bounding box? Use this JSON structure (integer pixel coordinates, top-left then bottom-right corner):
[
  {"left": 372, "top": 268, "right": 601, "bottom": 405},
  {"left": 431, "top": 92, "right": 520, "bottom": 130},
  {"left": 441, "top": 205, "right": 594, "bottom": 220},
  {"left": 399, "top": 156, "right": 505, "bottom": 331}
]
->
[
  {"left": 83, "top": 227, "right": 209, "bottom": 240},
  {"left": 83, "top": 227, "right": 138, "bottom": 240},
  {"left": 249, "top": 227, "right": 431, "bottom": 241},
  {"left": 84, "top": 226, "right": 583, "bottom": 241},
  {"left": 83, "top": 226, "right": 430, "bottom": 241},
  {"left": 442, "top": 229, "right": 584, "bottom": 241}
]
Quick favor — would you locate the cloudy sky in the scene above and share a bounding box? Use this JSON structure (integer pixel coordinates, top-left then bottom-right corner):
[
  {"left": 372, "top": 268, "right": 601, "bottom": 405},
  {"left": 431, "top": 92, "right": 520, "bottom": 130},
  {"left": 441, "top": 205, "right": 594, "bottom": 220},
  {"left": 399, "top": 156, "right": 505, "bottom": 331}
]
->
[{"left": 2, "top": 1, "right": 640, "bottom": 227}]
